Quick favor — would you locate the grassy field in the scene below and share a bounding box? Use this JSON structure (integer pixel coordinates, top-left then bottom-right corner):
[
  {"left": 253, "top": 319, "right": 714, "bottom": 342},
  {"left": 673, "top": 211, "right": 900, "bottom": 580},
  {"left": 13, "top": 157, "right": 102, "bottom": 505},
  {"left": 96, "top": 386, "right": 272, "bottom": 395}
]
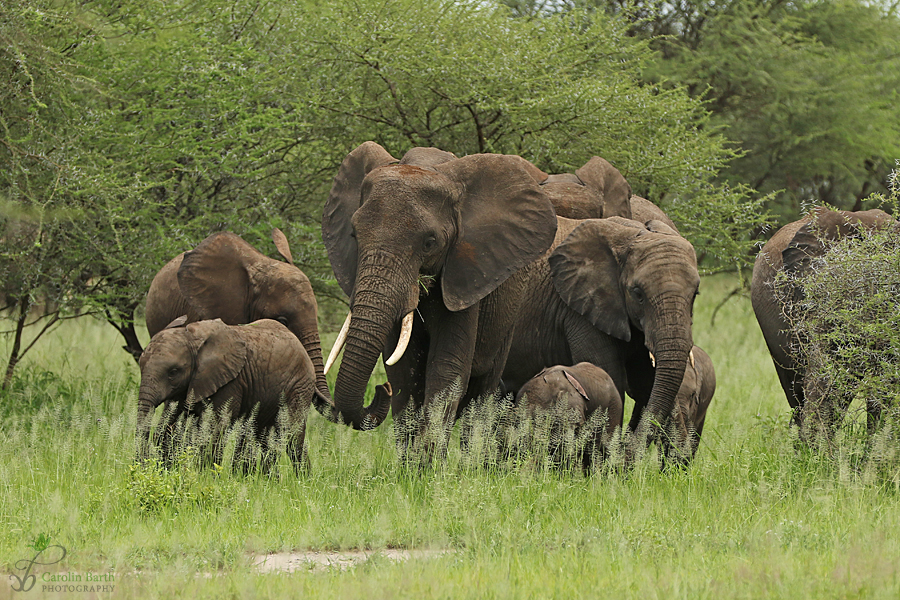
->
[{"left": 1, "top": 274, "right": 899, "bottom": 599}]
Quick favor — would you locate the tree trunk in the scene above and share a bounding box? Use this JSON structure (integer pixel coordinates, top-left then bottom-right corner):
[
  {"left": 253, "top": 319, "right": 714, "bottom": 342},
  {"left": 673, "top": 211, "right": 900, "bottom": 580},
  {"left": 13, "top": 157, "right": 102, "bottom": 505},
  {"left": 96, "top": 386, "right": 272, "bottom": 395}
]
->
[{"left": 3, "top": 295, "right": 31, "bottom": 390}]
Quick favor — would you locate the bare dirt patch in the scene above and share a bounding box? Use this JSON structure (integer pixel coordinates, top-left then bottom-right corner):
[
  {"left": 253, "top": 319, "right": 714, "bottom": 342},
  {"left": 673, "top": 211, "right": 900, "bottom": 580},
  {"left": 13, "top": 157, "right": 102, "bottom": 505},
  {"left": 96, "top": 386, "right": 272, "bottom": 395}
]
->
[{"left": 252, "top": 548, "right": 451, "bottom": 573}]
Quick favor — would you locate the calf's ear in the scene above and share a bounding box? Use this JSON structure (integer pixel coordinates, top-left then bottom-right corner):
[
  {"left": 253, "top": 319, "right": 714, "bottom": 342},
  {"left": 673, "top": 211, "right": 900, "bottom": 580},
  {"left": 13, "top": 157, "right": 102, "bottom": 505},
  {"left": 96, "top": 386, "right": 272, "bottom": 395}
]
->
[{"left": 186, "top": 319, "right": 248, "bottom": 403}]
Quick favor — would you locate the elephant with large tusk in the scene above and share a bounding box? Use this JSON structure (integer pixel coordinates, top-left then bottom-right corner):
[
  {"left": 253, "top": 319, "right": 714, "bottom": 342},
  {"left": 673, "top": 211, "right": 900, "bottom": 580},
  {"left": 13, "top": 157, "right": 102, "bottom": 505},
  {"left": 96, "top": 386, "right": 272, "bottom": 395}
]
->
[{"left": 322, "top": 142, "right": 558, "bottom": 459}]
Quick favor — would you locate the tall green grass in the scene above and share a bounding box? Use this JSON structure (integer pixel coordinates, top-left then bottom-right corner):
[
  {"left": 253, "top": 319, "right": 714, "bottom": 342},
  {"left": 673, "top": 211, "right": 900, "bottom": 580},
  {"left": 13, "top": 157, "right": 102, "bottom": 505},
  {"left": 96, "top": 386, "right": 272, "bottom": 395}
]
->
[{"left": 1, "top": 275, "right": 899, "bottom": 599}]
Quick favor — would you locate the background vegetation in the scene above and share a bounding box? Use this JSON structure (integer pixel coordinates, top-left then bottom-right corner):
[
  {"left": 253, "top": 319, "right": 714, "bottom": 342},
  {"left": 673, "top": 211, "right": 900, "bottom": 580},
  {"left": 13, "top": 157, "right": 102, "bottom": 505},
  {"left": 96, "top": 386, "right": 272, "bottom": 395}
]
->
[
  {"left": 1, "top": 0, "right": 777, "bottom": 378},
  {"left": 505, "top": 0, "right": 900, "bottom": 221}
]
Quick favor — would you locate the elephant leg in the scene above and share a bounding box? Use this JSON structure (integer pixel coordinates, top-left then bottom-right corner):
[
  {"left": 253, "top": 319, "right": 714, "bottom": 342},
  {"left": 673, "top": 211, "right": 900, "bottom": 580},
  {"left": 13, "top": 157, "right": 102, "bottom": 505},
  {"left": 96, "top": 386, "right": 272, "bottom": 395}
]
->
[
  {"left": 383, "top": 313, "right": 429, "bottom": 455},
  {"left": 798, "top": 372, "right": 850, "bottom": 447},
  {"left": 773, "top": 359, "right": 805, "bottom": 426},
  {"left": 411, "top": 305, "right": 479, "bottom": 464},
  {"left": 154, "top": 402, "right": 184, "bottom": 466},
  {"left": 279, "top": 393, "right": 311, "bottom": 475},
  {"left": 565, "top": 317, "right": 627, "bottom": 399},
  {"left": 206, "top": 391, "right": 240, "bottom": 470},
  {"left": 624, "top": 347, "right": 655, "bottom": 434}
]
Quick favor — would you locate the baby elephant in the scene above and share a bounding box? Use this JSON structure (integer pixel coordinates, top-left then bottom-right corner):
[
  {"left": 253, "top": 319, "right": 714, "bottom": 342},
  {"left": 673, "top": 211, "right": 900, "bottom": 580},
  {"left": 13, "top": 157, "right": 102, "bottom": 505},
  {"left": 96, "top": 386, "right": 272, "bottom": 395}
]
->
[
  {"left": 512, "top": 362, "right": 624, "bottom": 469},
  {"left": 512, "top": 347, "right": 715, "bottom": 469},
  {"left": 137, "top": 318, "right": 319, "bottom": 472}
]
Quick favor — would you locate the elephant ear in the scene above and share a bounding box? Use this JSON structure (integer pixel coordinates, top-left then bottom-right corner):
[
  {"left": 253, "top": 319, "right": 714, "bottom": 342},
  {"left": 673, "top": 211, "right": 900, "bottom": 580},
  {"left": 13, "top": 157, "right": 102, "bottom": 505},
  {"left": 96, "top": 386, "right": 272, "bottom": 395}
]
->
[
  {"left": 574, "top": 156, "right": 632, "bottom": 219},
  {"left": 542, "top": 173, "right": 603, "bottom": 220},
  {"left": 549, "top": 218, "right": 639, "bottom": 341},
  {"left": 322, "top": 142, "right": 398, "bottom": 297},
  {"left": 435, "top": 154, "right": 558, "bottom": 311},
  {"left": 178, "top": 232, "right": 258, "bottom": 325},
  {"left": 399, "top": 147, "right": 457, "bottom": 167},
  {"left": 563, "top": 370, "right": 590, "bottom": 402},
  {"left": 186, "top": 319, "right": 247, "bottom": 402},
  {"left": 271, "top": 228, "right": 293, "bottom": 265},
  {"left": 164, "top": 315, "right": 188, "bottom": 330}
]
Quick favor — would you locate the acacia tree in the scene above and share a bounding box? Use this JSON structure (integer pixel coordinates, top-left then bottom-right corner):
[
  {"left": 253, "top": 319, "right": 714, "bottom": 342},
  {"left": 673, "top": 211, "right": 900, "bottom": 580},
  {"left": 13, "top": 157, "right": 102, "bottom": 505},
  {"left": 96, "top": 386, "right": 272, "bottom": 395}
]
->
[
  {"left": 2, "top": 0, "right": 769, "bottom": 382},
  {"left": 302, "top": 0, "right": 767, "bottom": 272},
  {"left": 0, "top": 0, "right": 108, "bottom": 387},
  {"left": 507, "top": 0, "right": 900, "bottom": 222}
]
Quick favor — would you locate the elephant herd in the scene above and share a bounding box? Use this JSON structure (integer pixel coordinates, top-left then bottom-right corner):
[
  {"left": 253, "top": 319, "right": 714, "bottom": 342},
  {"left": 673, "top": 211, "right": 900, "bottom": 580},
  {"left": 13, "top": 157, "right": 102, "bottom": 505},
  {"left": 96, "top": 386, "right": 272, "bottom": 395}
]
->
[{"left": 136, "top": 141, "right": 895, "bottom": 473}]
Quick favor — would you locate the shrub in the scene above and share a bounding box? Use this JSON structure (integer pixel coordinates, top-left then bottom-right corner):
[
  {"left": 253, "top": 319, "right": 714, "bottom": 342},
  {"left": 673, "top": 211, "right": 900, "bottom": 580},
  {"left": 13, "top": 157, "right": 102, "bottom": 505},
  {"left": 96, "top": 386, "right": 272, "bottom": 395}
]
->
[{"left": 784, "top": 164, "right": 900, "bottom": 444}]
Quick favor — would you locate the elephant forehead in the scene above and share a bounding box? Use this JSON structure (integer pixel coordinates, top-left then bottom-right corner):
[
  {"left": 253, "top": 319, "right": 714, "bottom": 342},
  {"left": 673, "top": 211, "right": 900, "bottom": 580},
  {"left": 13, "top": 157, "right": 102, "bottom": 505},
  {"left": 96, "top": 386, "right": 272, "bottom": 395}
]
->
[
  {"left": 630, "top": 234, "right": 697, "bottom": 264},
  {"left": 250, "top": 261, "right": 312, "bottom": 296},
  {"left": 364, "top": 165, "right": 456, "bottom": 200},
  {"left": 142, "top": 331, "right": 191, "bottom": 366}
]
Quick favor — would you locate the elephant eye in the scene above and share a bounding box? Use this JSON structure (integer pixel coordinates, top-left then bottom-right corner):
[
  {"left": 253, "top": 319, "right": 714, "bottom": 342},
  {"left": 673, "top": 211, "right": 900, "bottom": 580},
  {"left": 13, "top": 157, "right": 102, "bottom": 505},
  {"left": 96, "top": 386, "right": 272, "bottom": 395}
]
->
[
  {"left": 423, "top": 234, "right": 438, "bottom": 253},
  {"left": 276, "top": 316, "right": 289, "bottom": 326},
  {"left": 631, "top": 287, "right": 645, "bottom": 304},
  {"left": 168, "top": 366, "right": 180, "bottom": 378}
]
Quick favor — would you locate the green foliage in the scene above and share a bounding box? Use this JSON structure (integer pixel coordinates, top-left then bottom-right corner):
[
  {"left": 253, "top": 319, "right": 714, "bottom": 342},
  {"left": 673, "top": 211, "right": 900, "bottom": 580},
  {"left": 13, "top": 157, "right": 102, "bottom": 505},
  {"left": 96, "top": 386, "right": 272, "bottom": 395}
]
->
[
  {"left": 651, "top": 0, "right": 900, "bottom": 220},
  {"left": 506, "top": 0, "right": 900, "bottom": 223},
  {"left": 123, "top": 452, "right": 237, "bottom": 513}
]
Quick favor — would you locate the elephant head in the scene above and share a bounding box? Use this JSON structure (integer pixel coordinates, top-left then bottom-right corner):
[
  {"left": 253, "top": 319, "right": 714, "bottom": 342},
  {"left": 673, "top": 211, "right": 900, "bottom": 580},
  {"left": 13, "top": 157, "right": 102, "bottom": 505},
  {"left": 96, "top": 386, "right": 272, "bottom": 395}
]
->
[
  {"left": 534, "top": 156, "right": 633, "bottom": 221},
  {"left": 136, "top": 319, "right": 247, "bottom": 458},
  {"left": 322, "top": 142, "right": 557, "bottom": 430},
  {"left": 549, "top": 217, "right": 700, "bottom": 439},
  {"left": 172, "top": 230, "right": 331, "bottom": 404}
]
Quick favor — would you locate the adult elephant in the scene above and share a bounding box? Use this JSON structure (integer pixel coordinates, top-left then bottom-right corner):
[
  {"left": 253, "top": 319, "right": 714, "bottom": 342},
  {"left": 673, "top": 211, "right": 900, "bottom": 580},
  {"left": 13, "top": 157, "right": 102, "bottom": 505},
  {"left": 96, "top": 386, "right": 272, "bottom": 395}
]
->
[
  {"left": 751, "top": 206, "right": 894, "bottom": 432},
  {"left": 145, "top": 229, "right": 339, "bottom": 422},
  {"left": 322, "top": 142, "right": 558, "bottom": 455},
  {"left": 502, "top": 216, "right": 700, "bottom": 456}
]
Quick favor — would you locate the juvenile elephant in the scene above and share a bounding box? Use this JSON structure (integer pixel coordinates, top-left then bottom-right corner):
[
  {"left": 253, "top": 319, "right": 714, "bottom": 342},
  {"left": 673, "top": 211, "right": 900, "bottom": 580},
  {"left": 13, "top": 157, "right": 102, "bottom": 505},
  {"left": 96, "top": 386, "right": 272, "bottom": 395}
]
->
[
  {"left": 322, "top": 142, "right": 558, "bottom": 457},
  {"left": 751, "top": 207, "right": 894, "bottom": 432},
  {"left": 137, "top": 318, "right": 345, "bottom": 472},
  {"left": 145, "top": 229, "right": 338, "bottom": 422},
  {"left": 502, "top": 216, "right": 701, "bottom": 454},
  {"left": 512, "top": 362, "right": 623, "bottom": 469}
]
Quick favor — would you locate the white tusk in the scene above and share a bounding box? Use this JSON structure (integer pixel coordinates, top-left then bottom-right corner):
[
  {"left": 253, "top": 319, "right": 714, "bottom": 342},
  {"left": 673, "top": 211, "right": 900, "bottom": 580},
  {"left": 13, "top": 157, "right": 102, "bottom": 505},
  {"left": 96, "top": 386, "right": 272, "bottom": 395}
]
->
[
  {"left": 386, "top": 312, "right": 414, "bottom": 366},
  {"left": 690, "top": 349, "right": 695, "bottom": 369},
  {"left": 649, "top": 352, "right": 655, "bottom": 368},
  {"left": 324, "top": 311, "right": 352, "bottom": 374}
]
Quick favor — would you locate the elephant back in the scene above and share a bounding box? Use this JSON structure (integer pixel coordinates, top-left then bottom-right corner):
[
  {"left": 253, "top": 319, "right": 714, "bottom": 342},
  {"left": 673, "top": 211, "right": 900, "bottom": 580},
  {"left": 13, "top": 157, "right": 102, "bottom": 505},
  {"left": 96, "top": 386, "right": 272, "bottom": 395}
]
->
[{"left": 145, "top": 253, "right": 201, "bottom": 338}]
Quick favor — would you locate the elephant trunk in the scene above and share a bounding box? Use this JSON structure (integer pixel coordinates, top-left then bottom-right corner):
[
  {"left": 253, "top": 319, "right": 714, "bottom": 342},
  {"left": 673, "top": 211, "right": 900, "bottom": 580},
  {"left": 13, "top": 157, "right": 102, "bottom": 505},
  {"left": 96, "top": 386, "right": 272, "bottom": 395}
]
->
[
  {"left": 136, "top": 386, "right": 161, "bottom": 461},
  {"left": 332, "top": 257, "right": 416, "bottom": 430},
  {"left": 298, "top": 330, "right": 329, "bottom": 398},
  {"left": 640, "top": 296, "right": 694, "bottom": 441}
]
